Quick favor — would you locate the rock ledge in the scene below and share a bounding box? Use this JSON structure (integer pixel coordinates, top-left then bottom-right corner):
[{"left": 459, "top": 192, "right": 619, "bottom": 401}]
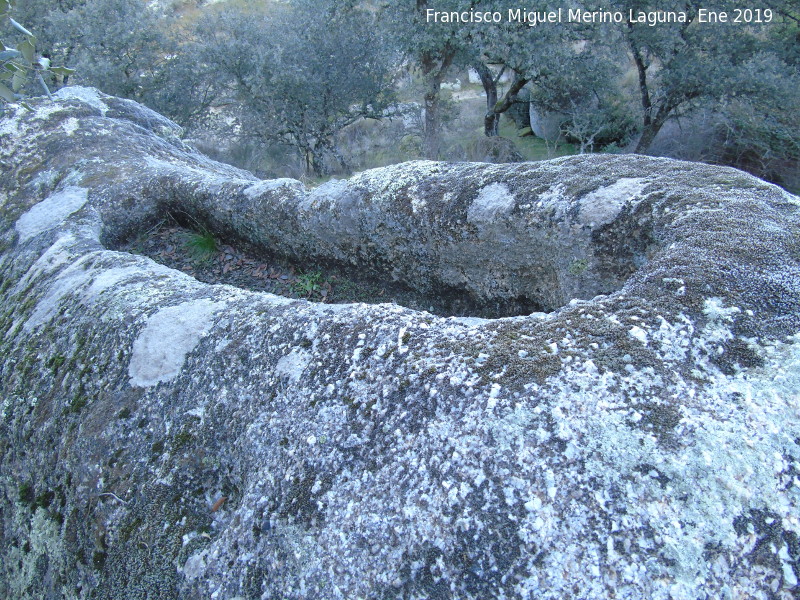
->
[{"left": 1, "top": 88, "right": 799, "bottom": 599}]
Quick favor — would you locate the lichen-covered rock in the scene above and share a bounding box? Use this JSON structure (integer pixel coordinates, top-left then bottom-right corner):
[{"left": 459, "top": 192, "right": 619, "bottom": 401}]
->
[{"left": 1, "top": 87, "right": 799, "bottom": 599}]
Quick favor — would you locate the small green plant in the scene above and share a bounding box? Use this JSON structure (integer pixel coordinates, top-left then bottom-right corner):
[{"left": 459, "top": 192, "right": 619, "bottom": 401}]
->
[
  {"left": 65, "top": 394, "right": 87, "bottom": 414},
  {"left": 18, "top": 481, "right": 34, "bottom": 505},
  {"left": 293, "top": 270, "right": 323, "bottom": 297},
  {"left": 172, "top": 430, "right": 194, "bottom": 450},
  {"left": 568, "top": 259, "right": 588, "bottom": 276},
  {"left": 34, "top": 489, "right": 54, "bottom": 509},
  {"left": 47, "top": 354, "right": 66, "bottom": 374},
  {"left": 119, "top": 516, "right": 143, "bottom": 542},
  {"left": 183, "top": 229, "right": 218, "bottom": 263}
]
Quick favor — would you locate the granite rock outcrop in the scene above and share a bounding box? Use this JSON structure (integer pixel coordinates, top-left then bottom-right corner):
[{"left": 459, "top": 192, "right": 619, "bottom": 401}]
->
[{"left": 1, "top": 88, "right": 799, "bottom": 599}]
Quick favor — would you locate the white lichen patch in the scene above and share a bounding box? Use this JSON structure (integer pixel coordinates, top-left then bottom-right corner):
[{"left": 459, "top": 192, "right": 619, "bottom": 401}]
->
[
  {"left": 20, "top": 246, "right": 202, "bottom": 332},
  {"left": 350, "top": 160, "right": 444, "bottom": 210},
  {"left": 14, "top": 186, "right": 89, "bottom": 243},
  {"left": 182, "top": 548, "right": 210, "bottom": 581},
  {"left": 275, "top": 348, "right": 312, "bottom": 384},
  {"left": 300, "top": 179, "right": 348, "bottom": 213},
  {"left": 410, "top": 192, "right": 428, "bottom": 214},
  {"left": 61, "top": 117, "right": 80, "bottom": 136},
  {"left": 85, "top": 265, "right": 152, "bottom": 298},
  {"left": 0, "top": 103, "right": 26, "bottom": 139},
  {"left": 243, "top": 178, "right": 303, "bottom": 199},
  {"left": 143, "top": 156, "right": 252, "bottom": 191},
  {"left": 23, "top": 252, "right": 98, "bottom": 331},
  {"left": 703, "top": 297, "right": 741, "bottom": 322},
  {"left": 628, "top": 325, "right": 649, "bottom": 345},
  {"left": 578, "top": 178, "right": 648, "bottom": 226},
  {"left": 54, "top": 86, "right": 109, "bottom": 115},
  {"left": 448, "top": 315, "right": 492, "bottom": 327},
  {"left": 467, "top": 182, "right": 516, "bottom": 224},
  {"left": 5, "top": 507, "right": 65, "bottom": 599},
  {"left": 534, "top": 183, "right": 569, "bottom": 219},
  {"left": 13, "top": 233, "right": 78, "bottom": 295},
  {"left": 128, "top": 299, "right": 225, "bottom": 387}
]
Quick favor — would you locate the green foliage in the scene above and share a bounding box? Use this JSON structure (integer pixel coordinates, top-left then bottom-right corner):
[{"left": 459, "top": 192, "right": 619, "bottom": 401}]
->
[
  {"left": 197, "top": 0, "right": 398, "bottom": 175},
  {"left": 560, "top": 95, "right": 638, "bottom": 153},
  {"left": 0, "top": 0, "right": 74, "bottom": 107},
  {"left": 568, "top": 259, "right": 589, "bottom": 276},
  {"left": 607, "top": 0, "right": 797, "bottom": 152},
  {"left": 714, "top": 51, "right": 800, "bottom": 186},
  {"left": 293, "top": 271, "right": 323, "bottom": 297},
  {"left": 65, "top": 394, "right": 87, "bottom": 414},
  {"left": 386, "top": 0, "right": 474, "bottom": 158},
  {"left": 6, "top": 0, "right": 208, "bottom": 126},
  {"left": 2, "top": 0, "right": 798, "bottom": 189},
  {"left": 51, "top": 0, "right": 172, "bottom": 105},
  {"left": 17, "top": 481, "right": 34, "bottom": 505},
  {"left": 46, "top": 354, "right": 66, "bottom": 374},
  {"left": 183, "top": 229, "right": 218, "bottom": 263}
]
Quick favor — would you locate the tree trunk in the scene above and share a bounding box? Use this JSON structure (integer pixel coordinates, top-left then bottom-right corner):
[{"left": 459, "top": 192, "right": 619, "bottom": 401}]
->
[
  {"left": 634, "top": 123, "right": 659, "bottom": 154},
  {"left": 419, "top": 46, "right": 455, "bottom": 160},
  {"left": 414, "top": 0, "right": 457, "bottom": 159},
  {"left": 324, "top": 139, "right": 351, "bottom": 176},
  {"left": 475, "top": 63, "right": 530, "bottom": 138},
  {"left": 310, "top": 147, "right": 328, "bottom": 177},
  {"left": 302, "top": 143, "right": 325, "bottom": 178},
  {"left": 634, "top": 106, "right": 673, "bottom": 153},
  {"left": 423, "top": 72, "right": 443, "bottom": 159},
  {"left": 474, "top": 62, "right": 500, "bottom": 136},
  {"left": 627, "top": 22, "right": 660, "bottom": 153}
]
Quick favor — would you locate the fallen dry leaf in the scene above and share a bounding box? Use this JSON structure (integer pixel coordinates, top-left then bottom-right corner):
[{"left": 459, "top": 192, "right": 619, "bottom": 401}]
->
[{"left": 211, "top": 496, "right": 227, "bottom": 512}]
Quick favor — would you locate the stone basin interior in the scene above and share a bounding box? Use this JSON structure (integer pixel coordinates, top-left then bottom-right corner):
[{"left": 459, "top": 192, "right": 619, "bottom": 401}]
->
[
  {"left": 114, "top": 213, "right": 546, "bottom": 318},
  {"left": 112, "top": 208, "right": 625, "bottom": 319}
]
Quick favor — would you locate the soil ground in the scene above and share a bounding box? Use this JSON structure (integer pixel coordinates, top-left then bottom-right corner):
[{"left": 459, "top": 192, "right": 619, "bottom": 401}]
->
[
  {"left": 117, "top": 217, "right": 532, "bottom": 318},
  {"left": 116, "top": 219, "right": 516, "bottom": 317}
]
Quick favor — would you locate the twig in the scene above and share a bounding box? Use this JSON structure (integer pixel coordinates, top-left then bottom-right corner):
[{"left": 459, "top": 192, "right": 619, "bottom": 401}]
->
[
  {"left": 98, "top": 492, "right": 129, "bottom": 505},
  {"left": 170, "top": 209, "right": 210, "bottom": 233},
  {"left": 142, "top": 217, "right": 168, "bottom": 237},
  {"left": 35, "top": 72, "right": 53, "bottom": 100}
]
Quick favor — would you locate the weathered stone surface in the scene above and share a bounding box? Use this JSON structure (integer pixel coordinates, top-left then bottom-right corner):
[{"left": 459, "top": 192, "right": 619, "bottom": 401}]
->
[
  {"left": 1, "top": 87, "right": 799, "bottom": 599},
  {"left": 529, "top": 104, "right": 566, "bottom": 142}
]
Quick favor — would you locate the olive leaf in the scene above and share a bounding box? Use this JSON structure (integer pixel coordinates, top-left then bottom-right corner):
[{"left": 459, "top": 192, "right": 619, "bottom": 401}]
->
[
  {"left": 0, "top": 49, "right": 21, "bottom": 61},
  {"left": 8, "top": 17, "right": 33, "bottom": 37},
  {"left": 11, "top": 69, "right": 24, "bottom": 91},
  {"left": 1, "top": 5, "right": 74, "bottom": 106},
  {"left": 0, "top": 81, "right": 15, "bottom": 101},
  {"left": 49, "top": 66, "right": 75, "bottom": 77},
  {"left": 18, "top": 39, "right": 34, "bottom": 63}
]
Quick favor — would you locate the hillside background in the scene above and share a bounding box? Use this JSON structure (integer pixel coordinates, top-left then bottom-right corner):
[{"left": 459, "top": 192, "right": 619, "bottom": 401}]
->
[{"left": 3, "top": 0, "right": 798, "bottom": 192}]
